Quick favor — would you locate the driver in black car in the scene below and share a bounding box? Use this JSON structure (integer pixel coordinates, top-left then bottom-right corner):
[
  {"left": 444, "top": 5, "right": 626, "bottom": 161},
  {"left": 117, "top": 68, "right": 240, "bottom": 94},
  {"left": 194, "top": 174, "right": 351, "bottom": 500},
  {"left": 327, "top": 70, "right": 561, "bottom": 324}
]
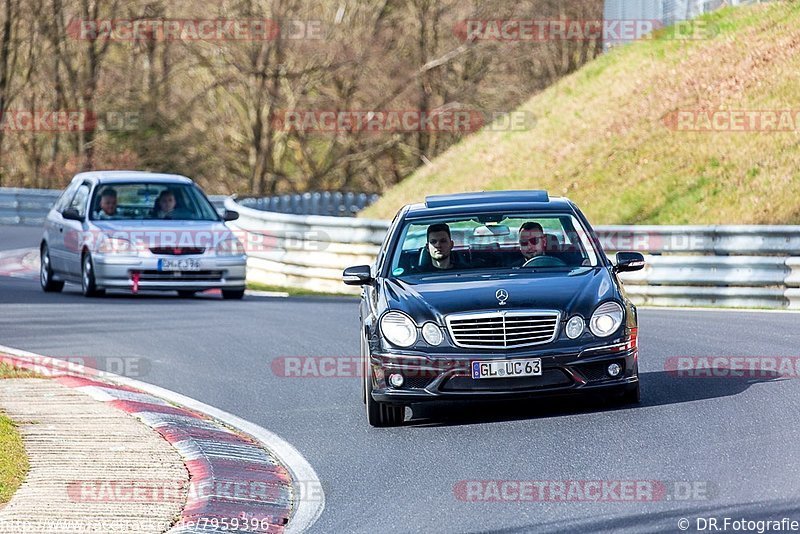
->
[
  {"left": 508, "top": 221, "right": 546, "bottom": 267},
  {"left": 422, "top": 223, "right": 467, "bottom": 271}
]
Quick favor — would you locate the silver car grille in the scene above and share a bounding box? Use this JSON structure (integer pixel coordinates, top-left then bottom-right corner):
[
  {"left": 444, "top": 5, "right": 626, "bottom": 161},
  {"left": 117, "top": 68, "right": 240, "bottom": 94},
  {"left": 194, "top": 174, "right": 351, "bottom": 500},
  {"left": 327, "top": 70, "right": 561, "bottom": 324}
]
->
[{"left": 445, "top": 310, "right": 561, "bottom": 349}]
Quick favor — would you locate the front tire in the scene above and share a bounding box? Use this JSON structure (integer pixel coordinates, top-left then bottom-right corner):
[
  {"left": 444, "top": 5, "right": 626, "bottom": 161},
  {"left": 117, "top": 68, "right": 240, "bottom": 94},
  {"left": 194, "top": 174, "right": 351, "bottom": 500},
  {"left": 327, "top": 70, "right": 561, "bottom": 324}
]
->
[
  {"left": 221, "top": 288, "right": 245, "bottom": 300},
  {"left": 40, "top": 245, "right": 64, "bottom": 293},
  {"left": 81, "top": 253, "right": 104, "bottom": 297}
]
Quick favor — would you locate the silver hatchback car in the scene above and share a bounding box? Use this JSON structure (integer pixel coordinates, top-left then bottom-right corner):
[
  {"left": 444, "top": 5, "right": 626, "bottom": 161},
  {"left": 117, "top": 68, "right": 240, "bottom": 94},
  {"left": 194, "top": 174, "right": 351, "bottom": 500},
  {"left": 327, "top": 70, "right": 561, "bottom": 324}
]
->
[{"left": 40, "top": 171, "right": 247, "bottom": 299}]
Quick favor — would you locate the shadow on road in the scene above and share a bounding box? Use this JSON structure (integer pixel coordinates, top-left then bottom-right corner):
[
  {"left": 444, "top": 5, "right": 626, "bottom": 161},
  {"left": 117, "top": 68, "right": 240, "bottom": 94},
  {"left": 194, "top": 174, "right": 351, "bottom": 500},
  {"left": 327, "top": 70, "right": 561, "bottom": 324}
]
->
[
  {"left": 408, "top": 369, "right": 786, "bottom": 427},
  {"left": 464, "top": 498, "right": 800, "bottom": 533}
]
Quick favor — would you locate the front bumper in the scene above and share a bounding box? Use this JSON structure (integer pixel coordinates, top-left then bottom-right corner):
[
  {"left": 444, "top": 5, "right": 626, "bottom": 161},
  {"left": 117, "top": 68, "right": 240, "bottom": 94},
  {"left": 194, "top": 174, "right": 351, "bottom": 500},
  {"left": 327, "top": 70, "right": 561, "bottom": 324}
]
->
[
  {"left": 93, "top": 254, "right": 247, "bottom": 291},
  {"left": 369, "top": 343, "right": 639, "bottom": 404}
]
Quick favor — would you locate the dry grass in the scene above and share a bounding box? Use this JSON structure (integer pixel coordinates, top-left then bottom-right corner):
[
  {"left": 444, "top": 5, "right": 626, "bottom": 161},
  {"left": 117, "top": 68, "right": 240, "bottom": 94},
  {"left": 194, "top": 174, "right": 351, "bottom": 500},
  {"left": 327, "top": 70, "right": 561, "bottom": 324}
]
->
[
  {"left": 0, "top": 412, "right": 27, "bottom": 505},
  {"left": 0, "top": 362, "right": 42, "bottom": 380},
  {"left": 0, "top": 361, "right": 41, "bottom": 504},
  {"left": 363, "top": 2, "right": 800, "bottom": 224}
]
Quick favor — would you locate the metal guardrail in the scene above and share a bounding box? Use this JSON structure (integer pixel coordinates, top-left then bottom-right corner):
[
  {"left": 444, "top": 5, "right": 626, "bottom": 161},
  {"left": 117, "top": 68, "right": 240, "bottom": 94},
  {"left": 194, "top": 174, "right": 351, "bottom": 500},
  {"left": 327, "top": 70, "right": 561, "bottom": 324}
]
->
[
  {"left": 238, "top": 191, "right": 380, "bottom": 217},
  {"left": 3, "top": 188, "right": 799, "bottom": 309},
  {"left": 225, "top": 198, "right": 800, "bottom": 309},
  {"left": 0, "top": 188, "right": 61, "bottom": 225},
  {"left": 0, "top": 187, "right": 228, "bottom": 226}
]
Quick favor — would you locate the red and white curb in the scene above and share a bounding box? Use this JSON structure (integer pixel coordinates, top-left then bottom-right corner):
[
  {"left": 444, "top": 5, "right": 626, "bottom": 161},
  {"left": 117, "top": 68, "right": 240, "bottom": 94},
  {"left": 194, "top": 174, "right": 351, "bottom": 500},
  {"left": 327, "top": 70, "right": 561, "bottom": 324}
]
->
[
  {"left": 0, "top": 345, "right": 324, "bottom": 533},
  {"left": 0, "top": 248, "right": 39, "bottom": 279}
]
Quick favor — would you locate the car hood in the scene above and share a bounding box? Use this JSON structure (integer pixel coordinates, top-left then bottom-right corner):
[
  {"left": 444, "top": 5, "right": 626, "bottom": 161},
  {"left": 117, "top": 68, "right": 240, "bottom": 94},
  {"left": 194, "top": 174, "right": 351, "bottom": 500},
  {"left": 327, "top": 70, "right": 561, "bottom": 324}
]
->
[{"left": 380, "top": 268, "right": 617, "bottom": 322}]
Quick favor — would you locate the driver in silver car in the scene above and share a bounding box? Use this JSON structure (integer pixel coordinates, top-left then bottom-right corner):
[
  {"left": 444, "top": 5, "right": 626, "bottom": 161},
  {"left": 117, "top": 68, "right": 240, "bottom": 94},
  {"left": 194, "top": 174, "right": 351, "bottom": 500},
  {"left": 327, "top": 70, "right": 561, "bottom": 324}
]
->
[{"left": 95, "top": 188, "right": 120, "bottom": 220}]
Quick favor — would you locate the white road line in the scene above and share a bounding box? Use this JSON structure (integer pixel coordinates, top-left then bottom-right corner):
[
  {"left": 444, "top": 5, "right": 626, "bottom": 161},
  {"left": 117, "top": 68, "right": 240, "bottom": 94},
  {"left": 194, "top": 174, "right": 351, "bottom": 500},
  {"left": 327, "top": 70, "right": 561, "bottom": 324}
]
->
[{"left": 0, "top": 343, "right": 325, "bottom": 534}]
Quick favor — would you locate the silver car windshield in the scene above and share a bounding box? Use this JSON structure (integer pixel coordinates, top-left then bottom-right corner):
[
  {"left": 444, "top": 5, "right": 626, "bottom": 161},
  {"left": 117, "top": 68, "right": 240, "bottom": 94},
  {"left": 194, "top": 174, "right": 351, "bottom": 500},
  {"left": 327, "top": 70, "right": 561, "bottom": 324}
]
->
[{"left": 89, "top": 183, "right": 219, "bottom": 221}]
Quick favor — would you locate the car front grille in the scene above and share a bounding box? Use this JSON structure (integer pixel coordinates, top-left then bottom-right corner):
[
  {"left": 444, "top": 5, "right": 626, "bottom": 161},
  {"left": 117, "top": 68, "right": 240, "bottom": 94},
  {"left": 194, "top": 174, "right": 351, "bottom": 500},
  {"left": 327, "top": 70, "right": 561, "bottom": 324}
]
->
[
  {"left": 445, "top": 310, "right": 561, "bottom": 349},
  {"left": 137, "top": 270, "right": 223, "bottom": 282},
  {"left": 149, "top": 247, "right": 205, "bottom": 255},
  {"left": 402, "top": 376, "right": 433, "bottom": 389}
]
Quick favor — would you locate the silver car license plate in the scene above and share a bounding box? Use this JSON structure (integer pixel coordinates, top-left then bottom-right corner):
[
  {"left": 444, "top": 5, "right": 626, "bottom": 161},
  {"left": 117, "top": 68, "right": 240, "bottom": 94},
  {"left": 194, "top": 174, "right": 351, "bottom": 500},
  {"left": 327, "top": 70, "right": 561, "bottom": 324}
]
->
[
  {"left": 471, "top": 359, "right": 542, "bottom": 379},
  {"left": 158, "top": 258, "right": 201, "bottom": 271}
]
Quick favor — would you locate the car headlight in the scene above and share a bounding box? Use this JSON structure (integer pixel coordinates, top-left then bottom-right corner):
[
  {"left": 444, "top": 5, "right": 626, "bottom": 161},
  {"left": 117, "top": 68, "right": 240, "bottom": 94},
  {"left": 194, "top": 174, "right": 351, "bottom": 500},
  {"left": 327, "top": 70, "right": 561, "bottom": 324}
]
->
[
  {"left": 590, "top": 302, "right": 624, "bottom": 337},
  {"left": 421, "top": 322, "right": 443, "bottom": 346},
  {"left": 214, "top": 238, "right": 245, "bottom": 256},
  {"left": 98, "top": 237, "right": 138, "bottom": 255},
  {"left": 380, "top": 311, "right": 418, "bottom": 347},
  {"left": 565, "top": 315, "right": 585, "bottom": 339}
]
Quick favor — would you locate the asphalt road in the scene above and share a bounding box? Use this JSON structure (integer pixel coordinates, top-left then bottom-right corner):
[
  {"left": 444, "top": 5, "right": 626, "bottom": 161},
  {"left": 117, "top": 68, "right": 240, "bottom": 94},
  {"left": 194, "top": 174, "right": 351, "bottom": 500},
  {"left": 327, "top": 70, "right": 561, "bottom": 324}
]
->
[
  {"left": 0, "top": 225, "right": 42, "bottom": 251},
  {"left": 1, "top": 225, "right": 799, "bottom": 533}
]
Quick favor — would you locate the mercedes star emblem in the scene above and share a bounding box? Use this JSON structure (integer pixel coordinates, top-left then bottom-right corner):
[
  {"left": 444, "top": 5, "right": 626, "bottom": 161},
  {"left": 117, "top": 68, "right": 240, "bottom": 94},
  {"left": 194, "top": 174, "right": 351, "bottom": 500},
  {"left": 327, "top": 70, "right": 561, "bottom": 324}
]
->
[{"left": 496, "top": 289, "right": 509, "bottom": 306}]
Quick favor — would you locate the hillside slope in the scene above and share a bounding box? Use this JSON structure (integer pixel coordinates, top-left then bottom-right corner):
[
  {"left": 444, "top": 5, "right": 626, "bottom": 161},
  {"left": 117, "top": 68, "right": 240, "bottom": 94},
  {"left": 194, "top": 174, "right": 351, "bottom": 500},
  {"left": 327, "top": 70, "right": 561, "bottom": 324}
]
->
[{"left": 363, "top": 2, "right": 800, "bottom": 224}]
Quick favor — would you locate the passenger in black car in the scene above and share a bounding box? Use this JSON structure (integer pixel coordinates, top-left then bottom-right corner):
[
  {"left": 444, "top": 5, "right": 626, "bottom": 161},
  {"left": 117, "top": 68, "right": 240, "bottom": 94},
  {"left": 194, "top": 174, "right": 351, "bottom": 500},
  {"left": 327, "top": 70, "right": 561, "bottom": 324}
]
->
[{"left": 421, "top": 223, "right": 466, "bottom": 271}]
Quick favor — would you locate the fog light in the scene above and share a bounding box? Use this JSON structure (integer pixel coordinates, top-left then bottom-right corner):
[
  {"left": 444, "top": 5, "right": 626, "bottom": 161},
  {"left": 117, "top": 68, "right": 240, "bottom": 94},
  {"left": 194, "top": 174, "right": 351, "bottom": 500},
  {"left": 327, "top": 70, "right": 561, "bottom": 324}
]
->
[
  {"left": 607, "top": 363, "right": 621, "bottom": 377},
  {"left": 389, "top": 373, "right": 404, "bottom": 388}
]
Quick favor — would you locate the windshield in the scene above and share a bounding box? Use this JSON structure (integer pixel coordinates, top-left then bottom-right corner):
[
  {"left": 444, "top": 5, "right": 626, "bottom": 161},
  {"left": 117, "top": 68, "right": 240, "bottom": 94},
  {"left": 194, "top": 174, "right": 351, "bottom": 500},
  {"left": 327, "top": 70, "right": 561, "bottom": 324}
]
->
[
  {"left": 388, "top": 213, "right": 599, "bottom": 278},
  {"left": 89, "top": 182, "right": 219, "bottom": 221}
]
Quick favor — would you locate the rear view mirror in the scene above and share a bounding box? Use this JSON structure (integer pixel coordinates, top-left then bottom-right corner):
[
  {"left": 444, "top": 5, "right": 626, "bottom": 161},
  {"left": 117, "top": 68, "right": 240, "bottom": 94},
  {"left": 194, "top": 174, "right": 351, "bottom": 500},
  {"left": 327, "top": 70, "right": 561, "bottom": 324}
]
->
[
  {"left": 223, "top": 209, "right": 239, "bottom": 222},
  {"left": 473, "top": 224, "right": 510, "bottom": 237},
  {"left": 62, "top": 208, "right": 83, "bottom": 221},
  {"left": 614, "top": 252, "right": 645, "bottom": 273},
  {"left": 343, "top": 265, "right": 373, "bottom": 286}
]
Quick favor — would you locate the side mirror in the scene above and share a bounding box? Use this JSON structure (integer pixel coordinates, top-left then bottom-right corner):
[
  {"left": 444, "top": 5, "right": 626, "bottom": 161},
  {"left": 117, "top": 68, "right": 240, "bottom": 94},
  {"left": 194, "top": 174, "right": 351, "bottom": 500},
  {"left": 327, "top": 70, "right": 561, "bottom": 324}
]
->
[
  {"left": 223, "top": 209, "right": 239, "bottom": 222},
  {"left": 62, "top": 208, "right": 83, "bottom": 222},
  {"left": 343, "top": 265, "right": 373, "bottom": 286},
  {"left": 614, "top": 251, "right": 646, "bottom": 273}
]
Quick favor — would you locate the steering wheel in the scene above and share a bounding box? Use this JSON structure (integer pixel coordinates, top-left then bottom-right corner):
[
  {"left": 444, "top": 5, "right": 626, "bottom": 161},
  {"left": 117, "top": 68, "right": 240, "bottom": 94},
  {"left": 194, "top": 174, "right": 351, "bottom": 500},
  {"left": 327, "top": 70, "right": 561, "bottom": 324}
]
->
[{"left": 522, "top": 255, "right": 568, "bottom": 268}]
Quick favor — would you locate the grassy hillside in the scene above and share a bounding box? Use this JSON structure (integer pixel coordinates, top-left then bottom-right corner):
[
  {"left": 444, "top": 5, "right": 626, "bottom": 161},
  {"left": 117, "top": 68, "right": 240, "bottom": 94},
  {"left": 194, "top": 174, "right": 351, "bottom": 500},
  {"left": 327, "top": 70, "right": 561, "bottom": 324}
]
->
[{"left": 363, "top": 2, "right": 800, "bottom": 224}]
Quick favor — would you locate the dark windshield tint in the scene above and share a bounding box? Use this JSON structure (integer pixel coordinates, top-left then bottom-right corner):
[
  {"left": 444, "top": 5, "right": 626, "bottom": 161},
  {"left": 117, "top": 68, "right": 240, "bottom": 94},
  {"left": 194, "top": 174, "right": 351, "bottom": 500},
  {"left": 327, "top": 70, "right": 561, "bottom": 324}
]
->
[{"left": 388, "top": 213, "right": 599, "bottom": 278}]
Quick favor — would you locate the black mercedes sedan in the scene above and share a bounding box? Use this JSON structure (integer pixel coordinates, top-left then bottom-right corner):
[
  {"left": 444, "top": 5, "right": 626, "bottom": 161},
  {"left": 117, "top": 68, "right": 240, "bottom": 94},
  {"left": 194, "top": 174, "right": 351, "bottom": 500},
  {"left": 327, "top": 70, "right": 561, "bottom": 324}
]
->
[{"left": 343, "top": 190, "right": 645, "bottom": 427}]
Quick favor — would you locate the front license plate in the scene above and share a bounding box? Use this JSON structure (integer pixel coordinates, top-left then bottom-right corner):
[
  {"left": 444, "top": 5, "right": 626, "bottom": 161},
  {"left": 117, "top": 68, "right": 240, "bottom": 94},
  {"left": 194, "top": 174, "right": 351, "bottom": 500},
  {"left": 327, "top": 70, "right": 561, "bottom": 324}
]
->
[
  {"left": 158, "top": 258, "right": 201, "bottom": 271},
  {"left": 472, "top": 359, "right": 542, "bottom": 379}
]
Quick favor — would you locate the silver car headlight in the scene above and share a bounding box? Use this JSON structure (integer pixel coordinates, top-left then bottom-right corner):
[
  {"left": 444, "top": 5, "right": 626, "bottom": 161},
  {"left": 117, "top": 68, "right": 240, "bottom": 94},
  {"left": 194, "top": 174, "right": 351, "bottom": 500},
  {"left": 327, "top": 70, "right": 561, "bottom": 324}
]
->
[
  {"left": 214, "top": 238, "right": 245, "bottom": 256},
  {"left": 590, "top": 302, "right": 624, "bottom": 337},
  {"left": 97, "top": 237, "right": 138, "bottom": 255},
  {"left": 380, "top": 311, "right": 418, "bottom": 348}
]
